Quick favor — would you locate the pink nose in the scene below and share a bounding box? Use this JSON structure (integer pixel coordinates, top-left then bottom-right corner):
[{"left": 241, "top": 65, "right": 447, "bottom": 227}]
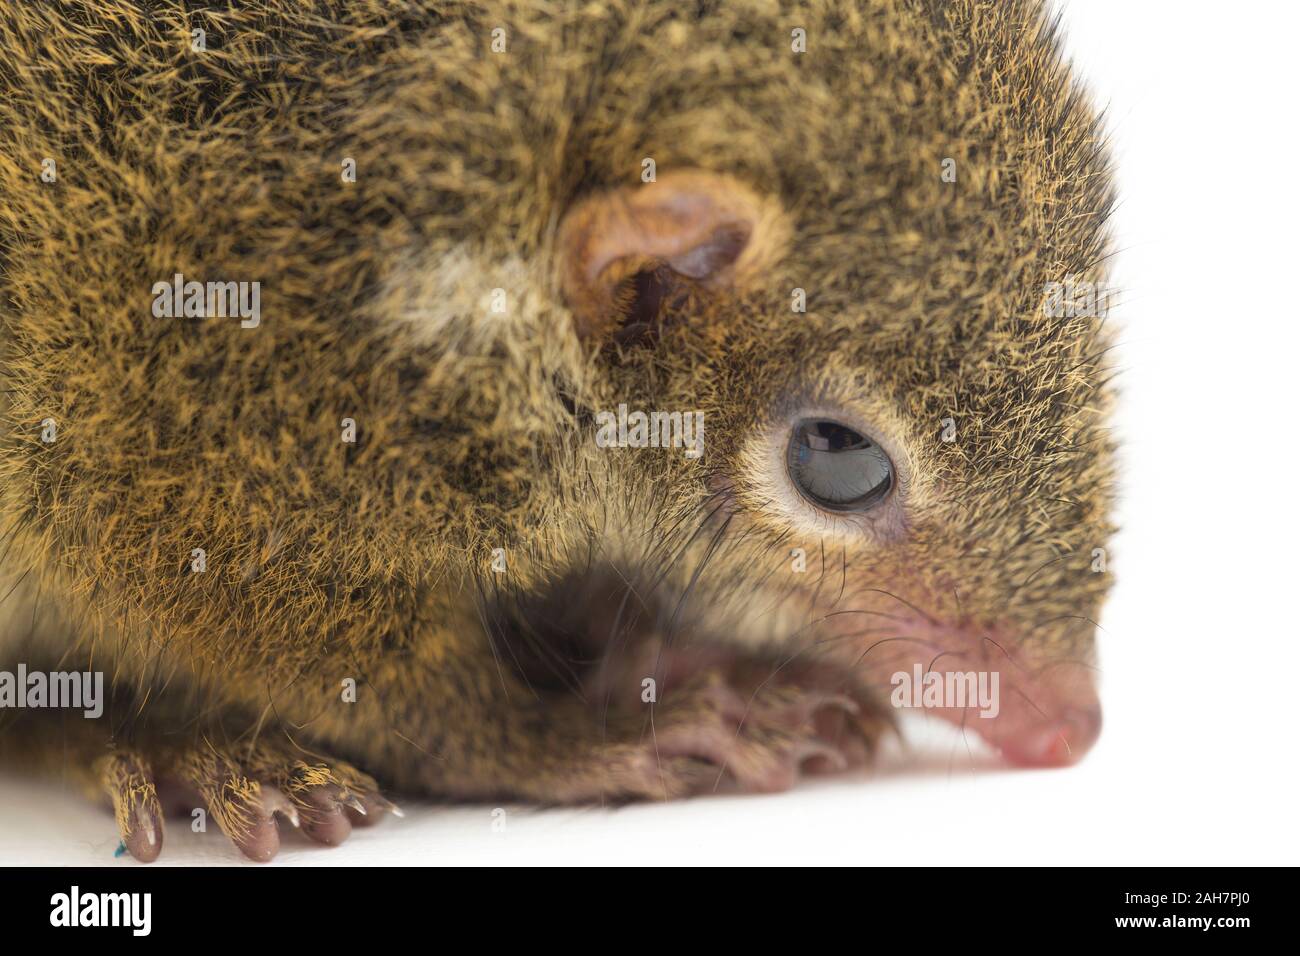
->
[{"left": 996, "top": 703, "right": 1103, "bottom": 768}]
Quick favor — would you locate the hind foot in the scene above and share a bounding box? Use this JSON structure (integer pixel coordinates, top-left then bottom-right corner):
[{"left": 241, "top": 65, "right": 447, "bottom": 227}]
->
[{"left": 97, "top": 742, "right": 400, "bottom": 862}]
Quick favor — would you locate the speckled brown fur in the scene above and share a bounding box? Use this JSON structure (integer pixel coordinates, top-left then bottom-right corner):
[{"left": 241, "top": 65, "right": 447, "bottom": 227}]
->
[{"left": 0, "top": 0, "right": 1116, "bottom": 860}]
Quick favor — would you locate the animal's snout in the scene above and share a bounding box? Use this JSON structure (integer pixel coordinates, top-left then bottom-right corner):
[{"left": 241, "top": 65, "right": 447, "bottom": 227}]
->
[
  {"left": 994, "top": 697, "right": 1103, "bottom": 768},
  {"left": 826, "top": 612, "right": 1104, "bottom": 769}
]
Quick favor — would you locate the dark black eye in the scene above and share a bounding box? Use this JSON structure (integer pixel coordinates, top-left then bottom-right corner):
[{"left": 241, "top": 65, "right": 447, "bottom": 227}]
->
[{"left": 787, "top": 419, "right": 894, "bottom": 512}]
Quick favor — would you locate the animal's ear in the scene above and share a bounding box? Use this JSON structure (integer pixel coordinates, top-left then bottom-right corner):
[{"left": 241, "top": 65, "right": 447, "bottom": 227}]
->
[{"left": 557, "top": 170, "right": 790, "bottom": 343}]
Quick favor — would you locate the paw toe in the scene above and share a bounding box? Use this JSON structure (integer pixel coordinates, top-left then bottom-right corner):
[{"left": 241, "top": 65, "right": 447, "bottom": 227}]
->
[
  {"left": 293, "top": 783, "right": 354, "bottom": 846},
  {"left": 124, "top": 801, "right": 164, "bottom": 863},
  {"left": 98, "top": 751, "right": 164, "bottom": 863}
]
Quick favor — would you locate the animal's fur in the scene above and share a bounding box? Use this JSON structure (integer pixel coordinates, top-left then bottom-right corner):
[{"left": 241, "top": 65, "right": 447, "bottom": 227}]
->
[{"left": 0, "top": 0, "right": 1115, "bottom": 857}]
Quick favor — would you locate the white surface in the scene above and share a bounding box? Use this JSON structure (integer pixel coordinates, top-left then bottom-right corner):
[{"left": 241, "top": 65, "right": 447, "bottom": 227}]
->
[{"left": 2, "top": 0, "right": 1298, "bottom": 866}]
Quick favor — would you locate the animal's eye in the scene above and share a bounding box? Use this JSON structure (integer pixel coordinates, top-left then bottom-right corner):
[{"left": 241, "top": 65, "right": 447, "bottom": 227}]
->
[{"left": 787, "top": 419, "right": 894, "bottom": 512}]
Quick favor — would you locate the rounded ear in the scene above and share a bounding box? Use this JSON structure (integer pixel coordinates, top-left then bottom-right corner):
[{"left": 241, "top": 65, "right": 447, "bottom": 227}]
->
[{"left": 557, "top": 170, "right": 790, "bottom": 343}]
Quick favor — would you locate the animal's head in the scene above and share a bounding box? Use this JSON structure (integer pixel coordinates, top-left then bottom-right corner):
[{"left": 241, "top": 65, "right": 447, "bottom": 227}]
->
[
  {"left": 475, "top": 0, "right": 1118, "bottom": 767},
  {"left": 0, "top": 0, "right": 1113, "bottom": 763}
]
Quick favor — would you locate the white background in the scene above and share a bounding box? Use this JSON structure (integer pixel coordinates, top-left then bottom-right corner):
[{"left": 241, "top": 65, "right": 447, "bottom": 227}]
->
[{"left": 2, "top": 0, "right": 1297, "bottom": 865}]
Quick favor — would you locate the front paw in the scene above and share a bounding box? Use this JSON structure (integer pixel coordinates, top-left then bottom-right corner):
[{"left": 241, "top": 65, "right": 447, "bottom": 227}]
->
[
  {"left": 637, "top": 671, "right": 893, "bottom": 795},
  {"left": 542, "top": 667, "right": 893, "bottom": 802}
]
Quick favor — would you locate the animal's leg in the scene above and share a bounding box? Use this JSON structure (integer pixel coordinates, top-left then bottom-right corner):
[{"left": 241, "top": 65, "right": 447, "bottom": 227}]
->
[{"left": 390, "top": 632, "right": 896, "bottom": 803}]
